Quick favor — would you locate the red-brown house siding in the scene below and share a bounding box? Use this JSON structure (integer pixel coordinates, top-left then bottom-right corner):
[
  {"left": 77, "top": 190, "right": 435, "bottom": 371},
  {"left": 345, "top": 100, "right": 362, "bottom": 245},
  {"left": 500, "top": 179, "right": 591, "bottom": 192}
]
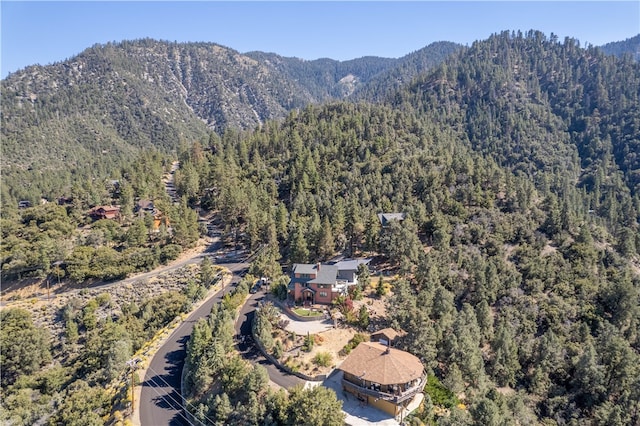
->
[
  {"left": 313, "top": 285, "right": 333, "bottom": 304},
  {"left": 294, "top": 285, "right": 303, "bottom": 301}
]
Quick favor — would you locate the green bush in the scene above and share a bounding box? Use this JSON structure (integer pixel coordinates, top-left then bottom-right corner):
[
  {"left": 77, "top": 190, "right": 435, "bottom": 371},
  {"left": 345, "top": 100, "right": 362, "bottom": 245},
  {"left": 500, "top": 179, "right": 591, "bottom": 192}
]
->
[
  {"left": 312, "top": 351, "right": 332, "bottom": 367},
  {"left": 270, "top": 275, "right": 290, "bottom": 300},
  {"left": 424, "top": 374, "right": 459, "bottom": 408},
  {"left": 340, "top": 333, "right": 369, "bottom": 356},
  {"left": 302, "top": 333, "right": 314, "bottom": 352},
  {"left": 160, "top": 244, "right": 182, "bottom": 263},
  {"left": 273, "top": 340, "right": 284, "bottom": 359},
  {"left": 95, "top": 293, "right": 111, "bottom": 307}
]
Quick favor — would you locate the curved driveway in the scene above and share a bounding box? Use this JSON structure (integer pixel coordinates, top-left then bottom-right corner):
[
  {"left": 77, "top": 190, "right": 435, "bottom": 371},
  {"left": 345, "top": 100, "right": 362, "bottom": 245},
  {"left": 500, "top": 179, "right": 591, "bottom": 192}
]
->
[{"left": 234, "top": 290, "right": 305, "bottom": 390}]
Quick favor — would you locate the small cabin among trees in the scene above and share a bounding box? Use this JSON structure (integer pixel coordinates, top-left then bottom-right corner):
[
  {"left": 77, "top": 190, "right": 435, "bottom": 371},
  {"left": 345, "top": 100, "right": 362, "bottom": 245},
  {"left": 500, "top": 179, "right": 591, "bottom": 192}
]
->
[
  {"left": 377, "top": 212, "right": 406, "bottom": 227},
  {"left": 88, "top": 205, "right": 121, "bottom": 221}
]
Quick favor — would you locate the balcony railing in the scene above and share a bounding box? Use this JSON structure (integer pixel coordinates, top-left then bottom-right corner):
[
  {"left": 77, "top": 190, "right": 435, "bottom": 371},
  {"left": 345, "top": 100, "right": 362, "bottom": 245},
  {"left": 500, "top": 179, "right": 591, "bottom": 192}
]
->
[{"left": 342, "top": 374, "right": 426, "bottom": 404}]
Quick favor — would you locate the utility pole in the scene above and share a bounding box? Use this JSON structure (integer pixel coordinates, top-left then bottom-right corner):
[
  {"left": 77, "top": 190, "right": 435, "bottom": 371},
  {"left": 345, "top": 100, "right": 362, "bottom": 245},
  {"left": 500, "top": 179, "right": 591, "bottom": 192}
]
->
[
  {"left": 130, "top": 366, "right": 135, "bottom": 411},
  {"left": 126, "top": 358, "right": 141, "bottom": 415}
]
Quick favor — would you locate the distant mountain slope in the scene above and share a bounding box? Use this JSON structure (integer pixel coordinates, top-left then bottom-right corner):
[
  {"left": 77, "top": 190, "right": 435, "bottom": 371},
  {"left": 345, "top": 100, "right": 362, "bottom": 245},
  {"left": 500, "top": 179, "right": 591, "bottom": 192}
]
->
[
  {"left": 351, "top": 41, "right": 464, "bottom": 101},
  {"left": 399, "top": 30, "right": 640, "bottom": 198},
  {"left": 1, "top": 38, "right": 459, "bottom": 176},
  {"left": 1, "top": 39, "right": 298, "bottom": 172},
  {"left": 599, "top": 34, "right": 640, "bottom": 61},
  {"left": 243, "top": 52, "right": 399, "bottom": 98}
]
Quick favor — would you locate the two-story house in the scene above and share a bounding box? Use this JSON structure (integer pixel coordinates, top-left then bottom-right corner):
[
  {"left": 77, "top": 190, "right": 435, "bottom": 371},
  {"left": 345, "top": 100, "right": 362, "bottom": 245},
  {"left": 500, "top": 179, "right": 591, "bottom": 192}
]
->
[{"left": 288, "top": 258, "right": 370, "bottom": 305}]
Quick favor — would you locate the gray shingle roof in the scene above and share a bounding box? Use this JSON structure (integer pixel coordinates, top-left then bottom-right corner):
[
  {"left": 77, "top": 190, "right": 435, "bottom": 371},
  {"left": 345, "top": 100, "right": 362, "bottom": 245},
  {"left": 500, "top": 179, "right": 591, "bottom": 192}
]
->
[
  {"left": 332, "top": 258, "right": 371, "bottom": 271},
  {"left": 308, "top": 265, "right": 339, "bottom": 285},
  {"left": 377, "top": 212, "right": 406, "bottom": 226},
  {"left": 292, "top": 263, "right": 318, "bottom": 275}
]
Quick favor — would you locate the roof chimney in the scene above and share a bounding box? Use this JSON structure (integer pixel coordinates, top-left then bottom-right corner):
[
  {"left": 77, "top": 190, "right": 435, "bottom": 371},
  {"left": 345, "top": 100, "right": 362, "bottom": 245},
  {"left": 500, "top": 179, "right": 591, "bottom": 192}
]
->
[{"left": 317, "top": 262, "right": 321, "bottom": 272}]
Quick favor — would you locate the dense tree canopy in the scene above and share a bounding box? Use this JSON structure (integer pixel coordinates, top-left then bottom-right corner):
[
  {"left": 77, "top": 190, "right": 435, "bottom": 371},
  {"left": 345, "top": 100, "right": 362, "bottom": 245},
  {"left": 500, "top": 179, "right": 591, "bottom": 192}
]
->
[
  {"left": 2, "top": 30, "right": 639, "bottom": 425},
  {"left": 176, "top": 33, "right": 640, "bottom": 424},
  {"left": 0, "top": 308, "right": 51, "bottom": 387}
]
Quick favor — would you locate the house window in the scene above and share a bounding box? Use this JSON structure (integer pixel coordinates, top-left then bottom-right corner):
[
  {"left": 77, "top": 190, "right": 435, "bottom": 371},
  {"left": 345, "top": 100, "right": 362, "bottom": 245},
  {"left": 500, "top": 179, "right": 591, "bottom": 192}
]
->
[{"left": 319, "top": 292, "right": 328, "bottom": 297}]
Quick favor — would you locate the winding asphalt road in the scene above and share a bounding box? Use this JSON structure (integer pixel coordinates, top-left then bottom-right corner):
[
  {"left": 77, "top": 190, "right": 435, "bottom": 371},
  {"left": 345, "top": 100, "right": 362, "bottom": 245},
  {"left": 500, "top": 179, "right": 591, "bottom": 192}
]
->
[
  {"left": 138, "top": 264, "right": 304, "bottom": 426},
  {"left": 138, "top": 261, "right": 247, "bottom": 426}
]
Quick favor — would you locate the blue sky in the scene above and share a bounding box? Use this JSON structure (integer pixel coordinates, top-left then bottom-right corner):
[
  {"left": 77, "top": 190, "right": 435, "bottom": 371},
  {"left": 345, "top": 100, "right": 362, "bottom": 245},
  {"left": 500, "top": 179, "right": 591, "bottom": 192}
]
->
[{"left": 2, "top": 1, "right": 639, "bottom": 78}]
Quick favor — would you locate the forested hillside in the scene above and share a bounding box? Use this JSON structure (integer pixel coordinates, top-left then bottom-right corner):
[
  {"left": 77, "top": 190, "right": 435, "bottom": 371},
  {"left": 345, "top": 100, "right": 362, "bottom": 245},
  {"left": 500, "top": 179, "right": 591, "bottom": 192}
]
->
[
  {"left": 398, "top": 30, "right": 640, "bottom": 251},
  {"left": 1, "top": 39, "right": 459, "bottom": 207},
  {"left": 0, "top": 151, "right": 200, "bottom": 283},
  {"left": 351, "top": 41, "right": 464, "bottom": 101},
  {"left": 2, "top": 31, "right": 639, "bottom": 425},
  {"left": 180, "top": 102, "right": 640, "bottom": 424},
  {"left": 173, "top": 32, "right": 640, "bottom": 425},
  {"left": 599, "top": 34, "right": 640, "bottom": 60}
]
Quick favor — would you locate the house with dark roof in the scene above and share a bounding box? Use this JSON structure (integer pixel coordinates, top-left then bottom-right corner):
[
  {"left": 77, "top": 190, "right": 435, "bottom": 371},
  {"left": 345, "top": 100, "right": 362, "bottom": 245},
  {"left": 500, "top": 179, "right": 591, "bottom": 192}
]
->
[
  {"left": 288, "top": 258, "right": 370, "bottom": 305},
  {"left": 135, "top": 199, "right": 155, "bottom": 214},
  {"left": 89, "top": 205, "right": 121, "bottom": 221},
  {"left": 134, "top": 199, "right": 168, "bottom": 231},
  {"left": 338, "top": 341, "right": 426, "bottom": 416},
  {"left": 377, "top": 212, "right": 406, "bottom": 227}
]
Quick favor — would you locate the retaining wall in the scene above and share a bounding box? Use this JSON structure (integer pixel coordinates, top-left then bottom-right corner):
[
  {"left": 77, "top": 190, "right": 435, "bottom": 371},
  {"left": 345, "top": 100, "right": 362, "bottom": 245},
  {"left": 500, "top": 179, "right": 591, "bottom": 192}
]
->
[{"left": 270, "top": 296, "right": 331, "bottom": 323}]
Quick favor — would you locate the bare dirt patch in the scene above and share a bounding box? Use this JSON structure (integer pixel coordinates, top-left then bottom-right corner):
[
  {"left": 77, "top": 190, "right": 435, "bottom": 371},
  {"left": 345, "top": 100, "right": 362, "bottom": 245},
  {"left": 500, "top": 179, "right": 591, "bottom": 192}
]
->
[
  {"left": 274, "top": 326, "right": 357, "bottom": 377},
  {"left": 353, "top": 288, "right": 389, "bottom": 321}
]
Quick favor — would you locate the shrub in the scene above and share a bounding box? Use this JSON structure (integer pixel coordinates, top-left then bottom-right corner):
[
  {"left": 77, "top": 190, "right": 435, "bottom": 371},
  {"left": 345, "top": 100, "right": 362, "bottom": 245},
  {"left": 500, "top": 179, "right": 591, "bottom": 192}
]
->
[
  {"left": 273, "top": 340, "right": 284, "bottom": 359},
  {"left": 340, "top": 333, "right": 369, "bottom": 356},
  {"left": 160, "top": 244, "right": 182, "bottom": 263},
  {"left": 95, "top": 293, "right": 111, "bottom": 307},
  {"left": 376, "top": 277, "right": 387, "bottom": 297},
  {"left": 349, "top": 285, "right": 363, "bottom": 301},
  {"left": 357, "top": 305, "right": 370, "bottom": 330},
  {"left": 285, "top": 358, "right": 300, "bottom": 372},
  {"left": 302, "top": 333, "right": 314, "bottom": 352},
  {"left": 312, "top": 351, "right": 333, "bottom": 367},
  {"left": 424, "top": 375, "right": 459, "bottom": 408},
  {"left": 270, "top": 276, "right": 289, "bottom": 300}
]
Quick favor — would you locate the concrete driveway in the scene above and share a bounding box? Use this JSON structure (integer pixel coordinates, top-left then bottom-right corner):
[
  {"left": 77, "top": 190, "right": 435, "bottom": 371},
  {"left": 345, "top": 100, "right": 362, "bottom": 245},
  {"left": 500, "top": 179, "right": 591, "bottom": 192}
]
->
[
  {"left": 321, "top": 370, "right": 400, "bottom": 426},
  {"left": 279, "top": 312, "right": 335, "bottom": 334}
]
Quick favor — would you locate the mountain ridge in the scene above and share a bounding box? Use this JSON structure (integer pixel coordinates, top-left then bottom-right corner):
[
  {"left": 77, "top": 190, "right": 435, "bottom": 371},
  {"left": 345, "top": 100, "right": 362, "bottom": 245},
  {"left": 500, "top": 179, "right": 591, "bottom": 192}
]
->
[
  {"left": 1, "top": 38, "right": 462, "bottom": 172},
  {"left": 1, "top": 32, "right": 638, "bottom": 205},
  {"left": 397, "top": 30, "right": 640, "bottom": 199}
]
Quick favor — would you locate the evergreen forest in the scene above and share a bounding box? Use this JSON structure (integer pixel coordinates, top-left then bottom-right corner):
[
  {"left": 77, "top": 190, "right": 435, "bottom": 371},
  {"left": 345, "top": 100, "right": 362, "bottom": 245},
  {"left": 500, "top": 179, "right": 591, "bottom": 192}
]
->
[{"left": 1, "top": 30, "right": 639, "bottom": 425}]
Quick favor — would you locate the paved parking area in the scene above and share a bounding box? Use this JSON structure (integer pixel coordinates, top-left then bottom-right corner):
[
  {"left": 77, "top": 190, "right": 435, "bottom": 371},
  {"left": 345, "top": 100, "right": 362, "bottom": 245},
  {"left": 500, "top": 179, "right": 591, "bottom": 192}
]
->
[
  {"left": 320, "top": 370, "right": 401, "bottom": 426},
  {"left": 279, "top": 312, "right": 335, "bottom": 334}
]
